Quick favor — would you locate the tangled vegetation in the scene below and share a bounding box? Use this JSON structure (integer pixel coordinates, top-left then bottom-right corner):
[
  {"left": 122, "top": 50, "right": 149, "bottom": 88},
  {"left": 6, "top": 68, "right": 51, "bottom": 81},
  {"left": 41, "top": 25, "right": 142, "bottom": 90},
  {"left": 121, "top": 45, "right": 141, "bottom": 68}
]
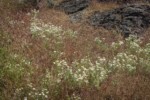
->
[{"left": 0, "top": 0, "right": 150, "bottom": 100}]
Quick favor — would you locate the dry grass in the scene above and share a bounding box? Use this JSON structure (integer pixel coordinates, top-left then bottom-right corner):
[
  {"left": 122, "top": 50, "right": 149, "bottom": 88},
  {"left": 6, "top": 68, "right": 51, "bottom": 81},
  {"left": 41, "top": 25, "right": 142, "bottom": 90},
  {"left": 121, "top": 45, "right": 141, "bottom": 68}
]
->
[{"left": 0, "top": 0, "right": 150, "bottom": 99}]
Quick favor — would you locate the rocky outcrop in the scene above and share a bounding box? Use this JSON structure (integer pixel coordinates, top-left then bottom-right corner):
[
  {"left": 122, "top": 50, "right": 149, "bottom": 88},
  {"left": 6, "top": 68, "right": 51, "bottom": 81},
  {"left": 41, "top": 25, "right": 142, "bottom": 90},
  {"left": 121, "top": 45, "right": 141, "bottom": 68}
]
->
[
  {"left": 89, "top": 4, "right": 150, "bottom": 37},
  {"left": 47, "top": 0, "right": 91, "bottom": 14},
  {"left": 18, "top": 0, "right": 41, "bottom": 9},
  {"left": 97, "top": 0, "right": 150, "bottom": 3},
  {"left": 46, "top": 1, "right": 150, "bottom": 37},
  {"left": 59, "top": 0, "right": 91, "bottom": 14}
]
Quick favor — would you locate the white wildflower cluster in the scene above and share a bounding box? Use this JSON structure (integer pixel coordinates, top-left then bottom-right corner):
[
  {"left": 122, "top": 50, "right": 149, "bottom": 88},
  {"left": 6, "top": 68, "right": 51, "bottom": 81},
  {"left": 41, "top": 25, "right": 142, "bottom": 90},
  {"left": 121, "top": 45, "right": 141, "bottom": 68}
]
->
[
  {"left": 5, "top": 62, "right": 25, "bottom": 73},
  {"left": 125, "top": 36, "right": 141, "bottom": 51},
  {"left": 12, "top": 36, "right": 150, "bottom": 99},
  {"left": 53, "top": 57, "right": 109, "bottom": 87},
  {"left": 145, "top": 43, "right": 150, "bottom": 56},
  {"left": 30, "top": 10, "right": 77, "bottom": 40},
  {"left": 14, "top": 87, "right": 24, "bottom": 97},
  {"left": 11, "top": 54, "right": 31, "bottom": 66},
  {"left": 109, "top": 36, "right": 150, "bottom": 72},
  {"left": 9, "top": 20, "right": 25, "bottom": 25},
  {"left": 70, "top": 93, "right": 81, "bottom": 100},
  {"left": 138, "top": 43, "right": 150, "bottom": 72},
  {"left": 27, "top": 83, "right": 49, "bottom": 99},
  {"left": 94, "top": 37, "right": 102, "bottom": 44},
  {"left": 30, "top": 17, "right": 62, "bottom": 39},
  {"left": 4, "top": 54, "right": 32, "bottom": 78},
  {"left": 14, "top": 84, "right": 49, "bottom": 99},
  {"left": 53, "top": 60, "right": 70, "bottom": 83},
  {"left": 75, "top": 57, "right": 108, "bottom": 83},
  {"left": 109, "top": 53, "right": 137, "bottom": 72},
  {"left": 63, "top": 29, "right": 78, "bottom": 38},
  {"left": 41, "top": 69, "right": 60, "bottom": 86},
  {"left": 51, "top": 36, "right": 150, "bottom": 88},
  {"left": 111, "top": 41, "right": 124, "bottom": 49}
]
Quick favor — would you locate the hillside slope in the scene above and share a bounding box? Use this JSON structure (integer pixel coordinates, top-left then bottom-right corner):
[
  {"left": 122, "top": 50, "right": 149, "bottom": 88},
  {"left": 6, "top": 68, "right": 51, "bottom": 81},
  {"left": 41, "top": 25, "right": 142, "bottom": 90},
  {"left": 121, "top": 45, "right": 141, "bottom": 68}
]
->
[{"left": 0, "top": 0, "right": 150, "bottom": 100}]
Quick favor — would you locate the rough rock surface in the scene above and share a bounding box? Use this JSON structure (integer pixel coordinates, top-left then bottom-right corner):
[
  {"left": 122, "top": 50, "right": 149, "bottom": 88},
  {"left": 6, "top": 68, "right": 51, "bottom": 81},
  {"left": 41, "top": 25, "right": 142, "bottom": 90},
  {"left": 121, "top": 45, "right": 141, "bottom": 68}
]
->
[
  {"left": 89, "top": 4, "right": 150, "bottom": 37},
  {"left": 69, "top": 11, "right": 83, "bottom": 23},
  {"left": 18, "top": 0, "right": 41, "bottom": 9},
  {"left": 97, "top": 0, "right": 150, "bottom": 3},
  {"left": 47, "top": 0, "right": 91, "bottom": 14}
]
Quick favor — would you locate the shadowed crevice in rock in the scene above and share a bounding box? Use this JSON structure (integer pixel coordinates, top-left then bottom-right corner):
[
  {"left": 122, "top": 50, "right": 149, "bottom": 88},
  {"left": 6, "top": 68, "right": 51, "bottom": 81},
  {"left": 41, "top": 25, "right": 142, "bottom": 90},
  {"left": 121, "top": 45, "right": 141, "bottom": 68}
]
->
[{"left": 89, "top": 4, "right": 150, "bottom": 37}]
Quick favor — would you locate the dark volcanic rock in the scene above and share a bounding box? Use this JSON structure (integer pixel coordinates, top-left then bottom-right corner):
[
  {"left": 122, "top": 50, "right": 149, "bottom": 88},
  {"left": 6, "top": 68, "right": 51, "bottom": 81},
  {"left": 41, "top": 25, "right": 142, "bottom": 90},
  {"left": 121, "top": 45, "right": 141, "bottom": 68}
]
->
[
  {"left": 19, "top": 0, "right": 41, "bottom": 9},
  {"left": 59, "top": 0, "right": 91, "bottom": 14},
  {"left": 97, "top": 0, "right": 150, "bottom": 3},
  {"left": 89, "top": 4, "right": 150, "bottom": 37},
  {"left": 69, "top": 11, "right": 83, "bottom": 23},
  {"left": 47, "top": 0, "right": 91, "bottom": 14}
]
